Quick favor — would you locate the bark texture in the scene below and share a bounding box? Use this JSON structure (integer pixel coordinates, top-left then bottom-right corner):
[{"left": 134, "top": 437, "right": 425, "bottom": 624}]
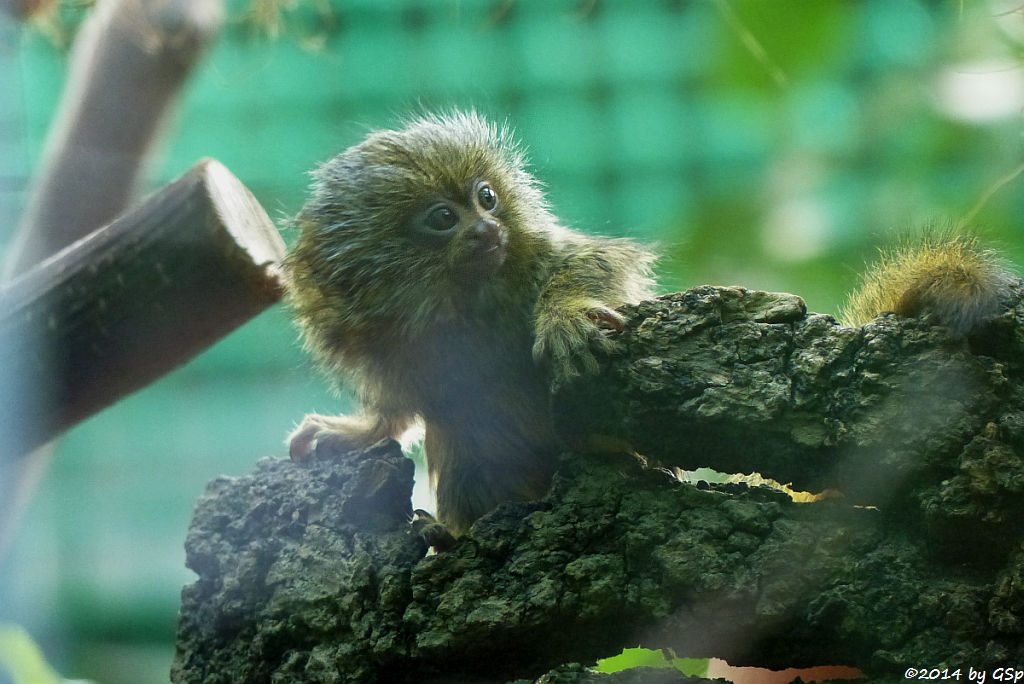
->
[{"left": 173, "top": 285, "right": 1024, "bottom": 684}]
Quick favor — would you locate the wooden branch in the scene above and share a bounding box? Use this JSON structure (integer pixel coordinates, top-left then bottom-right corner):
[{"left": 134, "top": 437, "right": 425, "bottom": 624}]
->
[
  {"left": 0, "top": 0, "right": 224, "bottom": 562},
  {"left": 4, "top": 0, "right": 223, "bottom": 277},
  {"left": 0, "top": 158, "right": 286, "bottom": 460}
]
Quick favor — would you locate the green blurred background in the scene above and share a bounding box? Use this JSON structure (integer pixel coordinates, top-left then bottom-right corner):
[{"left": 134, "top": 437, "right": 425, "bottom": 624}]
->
[{"left": 3, "top": 0, "right": 1024, "bottom": 681}]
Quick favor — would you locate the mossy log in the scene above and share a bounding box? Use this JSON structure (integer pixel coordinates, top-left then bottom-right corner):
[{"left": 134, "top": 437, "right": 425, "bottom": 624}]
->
[{"left": 172, "top": 285, "right": 1024, "bottom": 684}]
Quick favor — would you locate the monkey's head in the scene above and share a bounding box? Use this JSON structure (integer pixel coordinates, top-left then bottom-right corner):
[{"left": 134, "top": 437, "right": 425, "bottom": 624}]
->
[{"left": 285, "top": 112, "right": 558, "bottom": 357}]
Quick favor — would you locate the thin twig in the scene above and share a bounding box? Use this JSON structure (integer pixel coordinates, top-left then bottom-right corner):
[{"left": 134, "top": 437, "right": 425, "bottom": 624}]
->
[
  {"left": 960, "top": 160, "right": 1024, "bottom": 227},
  {"left": 714, "top": 0, "right": 789, "bottom": 90}
]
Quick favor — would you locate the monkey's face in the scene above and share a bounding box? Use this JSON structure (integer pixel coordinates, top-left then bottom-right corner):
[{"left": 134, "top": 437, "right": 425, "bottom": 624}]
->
[
  {"left": 290, "top": 113, "right": 555, "bottom": 332},
  {"left": 408, "top": 178, "right": 509, "bottom": 284},
  {"left": 311, "top": 114, "right": 550, "bottom": 288}
]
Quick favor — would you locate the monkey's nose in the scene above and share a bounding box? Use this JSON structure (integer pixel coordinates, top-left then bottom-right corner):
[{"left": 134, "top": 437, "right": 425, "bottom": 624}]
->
[
  {"left": 464, "top": 218, "right": 508, "bottom": 276},
  {"left": 471, "top": 218, "right": 508, "bottom": 252}
]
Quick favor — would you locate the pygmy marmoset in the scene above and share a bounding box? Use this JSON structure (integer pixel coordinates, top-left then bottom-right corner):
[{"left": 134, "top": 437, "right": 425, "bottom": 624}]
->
[
  {"left": 283, "top": 111, "right": 655, "bottom": 535},
  {"left": 284, "top": 112, "right": 1016, "bottom": 537}
]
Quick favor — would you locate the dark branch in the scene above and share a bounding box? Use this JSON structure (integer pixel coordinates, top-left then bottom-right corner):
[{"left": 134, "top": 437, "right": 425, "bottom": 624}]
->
[{"left": 173, "top": 286, "right": 1024, "bottom": 683}]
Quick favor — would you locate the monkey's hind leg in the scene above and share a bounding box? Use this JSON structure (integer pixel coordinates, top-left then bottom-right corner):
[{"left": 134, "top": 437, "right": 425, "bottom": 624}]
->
[
  {"left": 426, "top": 425, "right": 555, "bottom": 538},
  {"left": 841, "top": 233, "right": 1017, "bottom": 337}
]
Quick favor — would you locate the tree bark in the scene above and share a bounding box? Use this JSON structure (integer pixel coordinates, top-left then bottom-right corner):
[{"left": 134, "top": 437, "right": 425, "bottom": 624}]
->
[{"left": 172, "top": 285, "right": 1024, "bottom": 684}]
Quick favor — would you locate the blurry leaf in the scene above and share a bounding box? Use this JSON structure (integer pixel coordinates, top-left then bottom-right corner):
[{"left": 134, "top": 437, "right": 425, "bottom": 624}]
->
[
  {"left": 0, "top": 624, "right": 63, "bottom": 684},
  {"left": 595, "top": 646, "right": 709, "bottom": 677}
]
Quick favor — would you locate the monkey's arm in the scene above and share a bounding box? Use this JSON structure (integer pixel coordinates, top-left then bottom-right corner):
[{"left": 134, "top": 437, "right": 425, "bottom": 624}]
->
[
  {"left": 533, "top": 239, "right": 655, "bottom": 381},
  {"left": 841, "top": 233, "right": 1017, "bottom": 337}
]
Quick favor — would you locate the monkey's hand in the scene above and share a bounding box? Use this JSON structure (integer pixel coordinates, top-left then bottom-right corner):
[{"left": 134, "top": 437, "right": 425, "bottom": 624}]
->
[
  {"left": 533, "top": 297, "right": 627, "bottom": 383},
  {"left": 287, "top": 413, "right": 402, "bottom": 462}
]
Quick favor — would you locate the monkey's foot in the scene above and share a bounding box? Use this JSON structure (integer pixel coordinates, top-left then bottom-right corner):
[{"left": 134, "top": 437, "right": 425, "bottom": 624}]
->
[
  {"left": 411, "top": 509, "right": 457, "bottom": 553},
  {"left": 287, "top": 413, "right": 365, "bottom": 462}
]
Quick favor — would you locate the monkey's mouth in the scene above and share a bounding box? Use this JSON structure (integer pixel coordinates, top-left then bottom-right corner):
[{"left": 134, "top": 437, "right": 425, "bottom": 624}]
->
[
  {"left": 454, "top": 224, "right": 505, "bottom": 282},
  {"left": 458, "top": 242, "right": 507, "bottom": 283},
  {"left": 477, "top": 242, "right": 507, "bottom": 269},
  {"left": 460, "top": 221, "right": 508, "bottom": 280}
]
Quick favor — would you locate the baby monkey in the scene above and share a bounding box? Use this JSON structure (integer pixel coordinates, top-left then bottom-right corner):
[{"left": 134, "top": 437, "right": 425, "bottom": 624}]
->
[
  {"left": 284, "top": 112, "right": 655, "bottom": 535},
  {"left": 285, "top": 112, "right": 1016, "bottom": 537}
]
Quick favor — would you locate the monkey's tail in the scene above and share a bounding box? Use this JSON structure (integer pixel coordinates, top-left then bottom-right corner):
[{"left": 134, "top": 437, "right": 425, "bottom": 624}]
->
[{"left": 840, "top": 231, "right": 1018, "bottom": 337}]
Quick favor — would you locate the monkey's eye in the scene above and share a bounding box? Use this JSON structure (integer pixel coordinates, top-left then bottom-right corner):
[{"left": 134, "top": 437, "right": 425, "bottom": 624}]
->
[
  {"left": 423, "top": 204, "right": 459, "bottom": 231},
  {"left": 477, "top": 183, "right": 498, "bottom": 212}
]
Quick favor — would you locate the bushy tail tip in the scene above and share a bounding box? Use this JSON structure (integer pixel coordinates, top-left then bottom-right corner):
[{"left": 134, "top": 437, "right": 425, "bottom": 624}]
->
[{"left": 840, "top": 233, "right": 1017, "bottom": 337}]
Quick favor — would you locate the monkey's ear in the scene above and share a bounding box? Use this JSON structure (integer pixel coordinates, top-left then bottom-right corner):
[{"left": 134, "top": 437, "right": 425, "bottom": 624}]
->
[{"left": 840, "top": 232, "right": 1017, "bottom": 337}]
